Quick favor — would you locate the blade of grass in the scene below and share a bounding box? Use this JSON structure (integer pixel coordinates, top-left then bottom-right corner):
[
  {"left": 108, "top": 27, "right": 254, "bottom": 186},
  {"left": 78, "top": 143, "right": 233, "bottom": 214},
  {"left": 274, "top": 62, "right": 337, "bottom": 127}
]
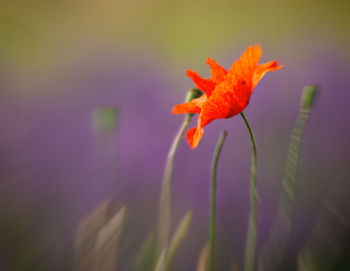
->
[
  {"left": 197, "top": 243, "right": 210, "bottom": 271},
  {"left": 136, "top": 232, "right": 157, "bottom": 271},
  {"left": 154, "top": 249, "right": 167, "bottom": 271},
  {"left": 93, "top": 206, "right": 126, "bottom": 271},
  {"left": 259, "top": 85, "right": 319, "bottom": 271},
  {"left": 73, "top": 200, "right": 109, "bottom": 271},
  {"left": 209, "top": 131, "right": 228, "bottom": 271},
  {"left": 155, "top": 211, "right": 193, "bottom": 271},
  {"left": 299, "top": 164, "right": 350, "bottom": 271},
  {"left": 166, "top": 211, "right": 193, "bottom": 270}
]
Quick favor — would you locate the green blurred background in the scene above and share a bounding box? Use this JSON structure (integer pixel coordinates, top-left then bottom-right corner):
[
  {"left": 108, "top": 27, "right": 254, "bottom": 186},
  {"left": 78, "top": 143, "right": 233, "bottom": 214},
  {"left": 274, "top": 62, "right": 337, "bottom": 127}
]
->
[{"left": 1, "top": 0, "right": 349, "bottom": 75}]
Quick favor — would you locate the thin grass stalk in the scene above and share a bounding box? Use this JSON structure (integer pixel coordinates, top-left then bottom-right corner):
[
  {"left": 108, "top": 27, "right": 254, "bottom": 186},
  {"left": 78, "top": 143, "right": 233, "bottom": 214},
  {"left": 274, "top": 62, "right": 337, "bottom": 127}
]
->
[
  {"left": 209, "top": 131, "right": 228, "bottom": 271},
  {"left": 241, "top": 112, "right": 258, "bottom": 271}
]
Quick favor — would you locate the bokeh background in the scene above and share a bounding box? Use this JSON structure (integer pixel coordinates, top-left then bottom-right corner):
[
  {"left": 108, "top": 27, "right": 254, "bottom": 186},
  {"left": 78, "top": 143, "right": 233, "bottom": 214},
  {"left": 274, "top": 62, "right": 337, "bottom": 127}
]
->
[{"left": 1, "top": 0, "right": 350, "bottom": 270}]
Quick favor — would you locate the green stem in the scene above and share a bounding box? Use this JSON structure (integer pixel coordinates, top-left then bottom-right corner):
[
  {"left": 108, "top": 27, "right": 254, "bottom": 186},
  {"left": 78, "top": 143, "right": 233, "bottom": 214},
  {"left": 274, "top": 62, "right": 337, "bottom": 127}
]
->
[
  {"left": 157, "top": 89, "right": 202, "bottom": 271},
  {"left": 209, "top": 131, "right": 228, "bottom": 271},
  {"left": 158, "top": 113, "right": 192, "bottom": 252},
  {"left": 241, "top": 112, "right": 258, "bottom": 271}
]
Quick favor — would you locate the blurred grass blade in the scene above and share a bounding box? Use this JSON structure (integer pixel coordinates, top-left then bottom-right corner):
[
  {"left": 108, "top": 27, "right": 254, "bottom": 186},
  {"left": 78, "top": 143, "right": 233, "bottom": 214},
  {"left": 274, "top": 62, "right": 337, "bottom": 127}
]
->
[
  {"left": 166, "top": 211, "right": 193, "bottom": 270},
  {"left": 196, "top": 243, "right": 209, "bottom": 271},
  {"left": 259, "top": 85, "right": 319, "bottom": 271},
  {"left": 231, "top": 257, "right": 242, "bottom": 271},
  {"left": 136, "top": 232, "right": 157, "bottom": 271},
  {"left": 73, "top": 200, "right": 110, "bottom": 271},
  {"left": 299, "top": 164, "right": 350, "bottom": 271},
  {"left": 154, "top": 249, "right": 167, "bottom": 271},
  {"left": 154, "top": 211, "right": 193, "bottom": 271},
  {"left": 93, "top": 206, "right": 126, "bottom": 271},
  {"left": 298, "top": 252, "right": 318, "bottom": 271}
]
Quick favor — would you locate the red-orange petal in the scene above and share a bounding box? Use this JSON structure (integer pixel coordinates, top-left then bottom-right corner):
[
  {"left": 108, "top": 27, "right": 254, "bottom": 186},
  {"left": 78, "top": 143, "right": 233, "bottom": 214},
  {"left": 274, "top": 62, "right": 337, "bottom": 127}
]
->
[
  {"left": 253, "top": 61, "right": 283, "bottom": 88},
  {"left": 185, "top": 126, "right": 204, "bottom": 148},
  {"left": 206, "top": 58, "right": 227, "bottom": 83},
  {"left": 172, "top": 101, "right": 201, "bottom": 114},
  {"left": 186, "top": 70, "right": 216, "bottom": 96},
  {"left": 239, "top": 45, "right": 262, "bottom": 67},
  {"left": 229, "top": 45, "right": 262, "bottom": 75},
  {"left": 200, "top": 81, "right": 245, "bottom": 123}
]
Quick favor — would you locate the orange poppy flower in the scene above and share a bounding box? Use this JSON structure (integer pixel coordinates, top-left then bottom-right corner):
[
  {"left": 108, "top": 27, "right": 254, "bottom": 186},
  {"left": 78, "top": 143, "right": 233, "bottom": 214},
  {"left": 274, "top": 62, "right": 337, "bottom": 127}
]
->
[{"left": 172, "top": 45, "right": 283, "bottom": 148}]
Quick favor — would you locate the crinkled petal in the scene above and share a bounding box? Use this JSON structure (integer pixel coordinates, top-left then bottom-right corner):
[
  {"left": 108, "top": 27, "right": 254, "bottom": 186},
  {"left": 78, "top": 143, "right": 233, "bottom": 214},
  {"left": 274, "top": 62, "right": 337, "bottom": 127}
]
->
[
  {"left": 228, "top": 45, "right": 262, "bottom": 77},
  {"left": 185, "top": 126, "right": 204, "bottom": 149},
  {"left": 185, "top": 98, "right": 221, "bottom": 148},
  {"left": 203, "top": 82, "right": 246, "bottom": 121},
  {"left": 186, "top": 86, "right": 242, "bottom": 148},
  {"left": 253, "top": 61, "right": 283, "bottom": 88},
  {"left": 206, "top": 58, "right": 227, "bottom": 83},
  {"left": 237, "top": 45, "right": 262, "bottom": 69},
  {"left": 186, "top": 70, "right": 216, "bottom": 96},
  {"left": 225, "top": 45, "right": 263, "bottom": 105},
  {"left": 172, "top": 101, "right": 201, "bottom": 114},
  {"left": 172, "top": 95, "right": 207, "bottom": 114}
]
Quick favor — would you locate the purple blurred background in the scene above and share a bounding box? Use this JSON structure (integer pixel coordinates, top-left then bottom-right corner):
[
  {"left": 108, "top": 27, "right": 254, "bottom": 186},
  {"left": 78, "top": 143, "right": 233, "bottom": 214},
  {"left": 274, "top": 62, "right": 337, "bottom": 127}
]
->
[{"left": 1, "top": 0, "right": 350, "bottom": 270}]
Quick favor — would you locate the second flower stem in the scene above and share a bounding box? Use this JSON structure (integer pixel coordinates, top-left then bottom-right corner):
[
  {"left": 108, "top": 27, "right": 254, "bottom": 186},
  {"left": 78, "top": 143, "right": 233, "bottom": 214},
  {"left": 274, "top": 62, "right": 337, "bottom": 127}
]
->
[
  {"left": 209, "top": 131, "right": 228, "bottom": 271},
  {"left": 240, "top": 112, "right": 258, "bottom": 271},
  {"left": 158, "top": 114, "right": 192, "bottom": 251},
  {"left": 157, "top": 89, "right": 202, "bottom": 255}
]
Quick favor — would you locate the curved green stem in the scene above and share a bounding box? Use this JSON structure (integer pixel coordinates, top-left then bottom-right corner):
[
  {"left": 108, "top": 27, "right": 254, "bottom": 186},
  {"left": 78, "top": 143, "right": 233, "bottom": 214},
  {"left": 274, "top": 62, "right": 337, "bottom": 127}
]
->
[
  {"left": 157, "top": 88, "right": 202, "bottom": 271},
  {"left": 158, "top": 113, "right": 192, "bottom": 251},
  {"left": 209, "top": 131, "right": 228, "bottom": 271},
  {"left": 240, "top": 112, "right": 258, "bottom": 271}
]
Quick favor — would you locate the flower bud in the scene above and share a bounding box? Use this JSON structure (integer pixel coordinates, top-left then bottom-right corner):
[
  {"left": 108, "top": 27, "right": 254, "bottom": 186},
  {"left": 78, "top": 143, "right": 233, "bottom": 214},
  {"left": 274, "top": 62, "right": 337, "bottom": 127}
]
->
[
  {"left": 184, "top": 88, "right": 203, "bottom": 119},
  {"left": 184, "top": 88, "right": 203, "bottom": 103},
  {"left": 300, "top": 85, "right": 319, "bottom": 110}
]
